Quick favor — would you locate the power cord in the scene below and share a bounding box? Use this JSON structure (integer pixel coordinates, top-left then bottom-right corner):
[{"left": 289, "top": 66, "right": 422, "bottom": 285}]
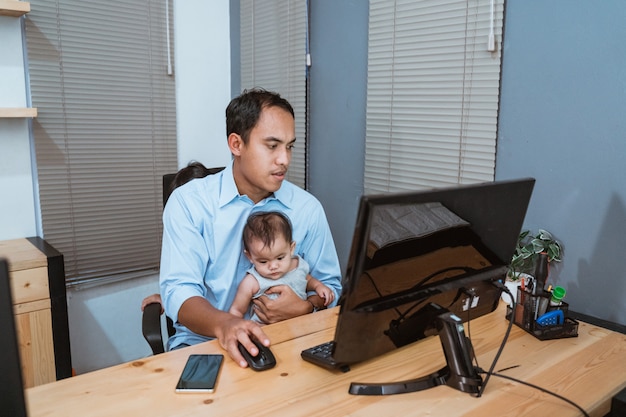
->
[
  {"left": 482, "top": 368, "right": 590, "bottom": 417},
  {"left": 471, "top": 281, "right": 589, "bottom": 417},
  {"left": 474, "top": 280, "right": 515, "bottom": 397}
]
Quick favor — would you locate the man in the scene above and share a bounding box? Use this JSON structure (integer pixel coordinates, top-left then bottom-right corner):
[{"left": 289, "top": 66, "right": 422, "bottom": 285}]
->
[{"left": 160, "top": 88, "right": 342, "bottom": 367}]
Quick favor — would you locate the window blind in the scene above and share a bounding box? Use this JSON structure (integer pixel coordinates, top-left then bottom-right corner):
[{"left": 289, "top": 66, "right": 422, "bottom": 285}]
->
[
  {"left": 366, "top": 0, "right": 505, "bottom": 193},
  {"left": 25, "top": 0, "right": 178, "bottom": 286},
  {"left": 240, "top": 0, "right": 308, "bottom": 188}
]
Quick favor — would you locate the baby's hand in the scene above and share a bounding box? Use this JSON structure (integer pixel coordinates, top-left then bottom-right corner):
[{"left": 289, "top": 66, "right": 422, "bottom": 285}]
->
[
  {"left": 141, "top": 293, "right": 163, "bottom": 313},
  {"left": 317, "top": 286, "right": 335, "bottom": 306}
]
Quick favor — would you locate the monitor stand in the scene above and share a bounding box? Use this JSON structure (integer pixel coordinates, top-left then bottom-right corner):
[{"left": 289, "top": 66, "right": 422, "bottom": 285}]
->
[{"left": 349, "top": 307, "right": 483, "bottom": 396}]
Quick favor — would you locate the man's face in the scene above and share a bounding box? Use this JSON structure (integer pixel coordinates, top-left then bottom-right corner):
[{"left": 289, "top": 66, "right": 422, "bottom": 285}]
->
[
  {"left": 230, "top": 106, "right": 296, "bottom": 203},
  {"left": 245, "top": 236, "right": 296, "bottom": 280}
]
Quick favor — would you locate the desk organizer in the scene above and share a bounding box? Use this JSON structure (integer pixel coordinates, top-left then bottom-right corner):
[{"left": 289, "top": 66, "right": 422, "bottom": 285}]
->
[{"left": 505, "top": 287, "right": 578, "bottom": 340}]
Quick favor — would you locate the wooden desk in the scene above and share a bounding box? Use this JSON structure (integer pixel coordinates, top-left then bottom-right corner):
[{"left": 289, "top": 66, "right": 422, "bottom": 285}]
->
[{"left": 26, "top": 303, "right": 626, "bottom": 417}]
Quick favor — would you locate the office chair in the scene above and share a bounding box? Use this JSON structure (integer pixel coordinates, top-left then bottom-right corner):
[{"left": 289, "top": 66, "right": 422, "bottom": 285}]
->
[{"left": 141, "top": 164, "right": 224, "bottom": 355}]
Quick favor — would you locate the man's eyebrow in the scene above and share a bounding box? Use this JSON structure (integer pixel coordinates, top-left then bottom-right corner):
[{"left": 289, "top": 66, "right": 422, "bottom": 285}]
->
[{"left": 263, "top": 136, "right": 297, "bottom": 144}]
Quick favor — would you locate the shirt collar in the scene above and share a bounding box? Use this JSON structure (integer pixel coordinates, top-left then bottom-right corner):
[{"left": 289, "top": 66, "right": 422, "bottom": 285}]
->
[
  {"left": 217, "top": 161, "right": 236, "bottom": 205},
  {"left": 218, "top": 161, "right": 292, "bottom": 209},
  {"left": 273, "top": 182, "right": 292, "bottom": 209}
]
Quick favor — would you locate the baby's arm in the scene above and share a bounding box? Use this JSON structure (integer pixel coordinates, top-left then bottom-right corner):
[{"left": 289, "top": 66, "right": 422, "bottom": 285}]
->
[
  {"left": 229, "top": 274, "right": 260, "bottom": 318},
  {"left": 141, "top": 293, "right": 163, "bottom": 313},
  {"left": 306, "top": 275, "right": 335, "bottom": 306}
]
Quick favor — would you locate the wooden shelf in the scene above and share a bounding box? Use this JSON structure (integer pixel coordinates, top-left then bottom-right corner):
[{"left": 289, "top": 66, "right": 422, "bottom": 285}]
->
[
  {"left": 0, "top": 0, "right": 30, "bottom": 17},
  {"left": 0, "top": 238, "right": 72, "bottom": 387},
  {"left": 0, "top": 107, "right": 38, "bottom": 118}
]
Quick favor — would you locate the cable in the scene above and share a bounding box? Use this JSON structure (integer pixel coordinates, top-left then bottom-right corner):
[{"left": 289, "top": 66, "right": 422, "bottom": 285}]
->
[
  {"left": 473, "top": 281, "right": 589, "bottom": 417},
  {"left": 165, "top": 0, "right": 172, "bottom": 75},
  {"left": 483, "top": 371, "right": 590, "bottom": 417},
  {"left": 394, "top": 267, "right": 478, "bottom": 320},
  {"left": 474, "top": 280, "right": 516, "bottom": 397},
  {"left": 487, "top": 0, "right": 496, "bottom": 51},
  {"left": 363, "top": 267, "right": 473, "bottom": 320},
  {"left": 363, "top": 271, "right": 403, "bottom": 316}
]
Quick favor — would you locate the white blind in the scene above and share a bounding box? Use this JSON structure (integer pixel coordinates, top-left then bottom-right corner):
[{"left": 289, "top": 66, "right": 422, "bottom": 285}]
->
[
  {"left": 25, "top": 0, "right": 178, "bottom": 286},
  {"left": 240, "top": 0, "right": 308, "bottom": 188},
  {"left": 366, "top": 0, "right": 504, "bottom": 193}
]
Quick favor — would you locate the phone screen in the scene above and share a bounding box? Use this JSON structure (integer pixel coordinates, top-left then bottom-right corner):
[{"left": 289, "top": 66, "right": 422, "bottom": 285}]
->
[{"left": 175, "top": 354, "right": 224, "bottom": 393}]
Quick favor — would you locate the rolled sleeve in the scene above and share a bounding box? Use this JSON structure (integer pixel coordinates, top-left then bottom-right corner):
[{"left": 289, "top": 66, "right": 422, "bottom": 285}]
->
[{"left": 160, "top": 189, "right": 211, "bottom": 323}]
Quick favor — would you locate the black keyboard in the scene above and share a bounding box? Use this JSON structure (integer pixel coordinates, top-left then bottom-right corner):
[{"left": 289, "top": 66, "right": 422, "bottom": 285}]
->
[{"left": 301, "top": 341, "right": 350, "bottom": 372}]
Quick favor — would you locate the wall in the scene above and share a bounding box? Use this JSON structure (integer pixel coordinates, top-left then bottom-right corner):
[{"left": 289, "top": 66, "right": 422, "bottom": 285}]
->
[
  {"left": 0, "top": 16, "right": 38, "bottom": 239},
  {"left": 175, "top": 1, "right": 232, "bottom": 169},
  {"left": 308, "top": 0, "right": 369, "bottom": 273},
  {"left": 0, "top": 0, "right": 232, "bottom": 374},
  {"left": 308, "top": 1, "right": 626, "bottom": 327},
  {"left": 496, "top": 0, "right": 626, "bottom": 324}
]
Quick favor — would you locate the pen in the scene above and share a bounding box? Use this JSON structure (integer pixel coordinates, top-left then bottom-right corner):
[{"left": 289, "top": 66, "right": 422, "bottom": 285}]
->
[{"left": 534, "top": 298, "right": 539, "bottom": 320}]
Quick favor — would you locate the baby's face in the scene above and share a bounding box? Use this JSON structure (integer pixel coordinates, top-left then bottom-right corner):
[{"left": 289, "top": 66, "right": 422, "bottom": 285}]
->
[{"left": 245, "top": 236, "right": 295, "bottom": 280}]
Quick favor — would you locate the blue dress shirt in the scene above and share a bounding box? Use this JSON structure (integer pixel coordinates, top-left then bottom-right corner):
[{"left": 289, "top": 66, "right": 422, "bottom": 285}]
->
[{"left": 159, "top": 162, "right": 342, "bottom": 349}]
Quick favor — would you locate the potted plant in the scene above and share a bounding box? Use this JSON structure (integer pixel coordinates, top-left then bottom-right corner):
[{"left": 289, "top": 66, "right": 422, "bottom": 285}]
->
[
  {"left": 502, "top": 229, "right": 563, "bottom": 304},
  {"left": 509, "top": 229, "right": 562, "bottom": 277}
]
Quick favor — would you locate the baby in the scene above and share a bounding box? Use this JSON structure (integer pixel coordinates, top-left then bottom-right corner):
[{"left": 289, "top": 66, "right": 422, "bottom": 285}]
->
[{"left": 229, "top": 211, "right": 335, "bottom": 322}]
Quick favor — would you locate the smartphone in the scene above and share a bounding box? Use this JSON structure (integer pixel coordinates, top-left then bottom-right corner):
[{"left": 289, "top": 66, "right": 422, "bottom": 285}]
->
[{"left": 175, "top": 354, "right": 224, "bottom": 393}]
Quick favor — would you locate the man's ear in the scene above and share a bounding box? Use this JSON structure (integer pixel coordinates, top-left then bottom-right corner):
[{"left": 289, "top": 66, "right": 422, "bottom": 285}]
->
[{"left": 228, "top": 133, "right": 244, "bottom": 156}]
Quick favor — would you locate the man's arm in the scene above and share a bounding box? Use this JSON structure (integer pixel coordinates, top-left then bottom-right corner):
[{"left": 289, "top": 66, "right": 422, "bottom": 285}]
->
[{"left": 178, "top": 296, "right": 269, "bottom": 368}]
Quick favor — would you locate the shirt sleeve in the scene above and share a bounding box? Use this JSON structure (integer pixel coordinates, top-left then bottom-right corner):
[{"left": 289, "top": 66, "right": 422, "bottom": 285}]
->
[
  {"left": 159, "top": 188, "right": 212, "bottom": 323},
  {"left": 294, "top": 200, "right": 342, "bottom": 307}
]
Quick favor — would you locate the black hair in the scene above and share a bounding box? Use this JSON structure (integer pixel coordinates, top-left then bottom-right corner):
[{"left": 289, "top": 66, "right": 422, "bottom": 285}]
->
[
  {"left": 226, "top": 88, "right": 294, "bottom": 143},
  {"left": 243, "top": 211, "right": 293, "bottom": 252},
  {"left": 167, "top": 162, "right": 222, "bottom": 196}
]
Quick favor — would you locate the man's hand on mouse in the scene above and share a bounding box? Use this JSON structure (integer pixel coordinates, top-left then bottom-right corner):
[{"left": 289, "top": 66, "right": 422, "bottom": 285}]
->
[{"left": 215, "top": 315, "right": 270, "bottom": 368}]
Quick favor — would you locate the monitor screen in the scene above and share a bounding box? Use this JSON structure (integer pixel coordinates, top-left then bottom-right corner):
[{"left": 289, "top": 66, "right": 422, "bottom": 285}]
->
[{"left": 331, "top": 178, "right": 535, "bottom": 365}]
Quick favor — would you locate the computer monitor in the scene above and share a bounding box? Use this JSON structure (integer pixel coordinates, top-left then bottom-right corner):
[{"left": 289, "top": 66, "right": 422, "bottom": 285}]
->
[
  {"left": 302, "top": 178, "right": 535, "bottom": 394},
  {"left": 0, "top": 258, "right": 28, "bottom": 416}
]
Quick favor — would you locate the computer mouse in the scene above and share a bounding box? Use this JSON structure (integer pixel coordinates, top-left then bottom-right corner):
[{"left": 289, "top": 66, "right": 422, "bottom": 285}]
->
[{"left": 237, "top": 339, "right": 276, "bottom": 371}]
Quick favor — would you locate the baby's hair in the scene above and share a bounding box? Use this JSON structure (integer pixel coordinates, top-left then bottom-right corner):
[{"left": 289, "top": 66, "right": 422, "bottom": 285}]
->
[
  {"left": 243, "top": 211, "right": 293, "bottom": 252},
  {"left": 169, "top": 161, "right": 214, "bottom": 195}
]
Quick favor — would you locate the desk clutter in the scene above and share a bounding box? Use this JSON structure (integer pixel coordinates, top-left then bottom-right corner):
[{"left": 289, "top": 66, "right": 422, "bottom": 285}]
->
[{"left": 505, "top": 284, "right": 579, "bottom": 340}]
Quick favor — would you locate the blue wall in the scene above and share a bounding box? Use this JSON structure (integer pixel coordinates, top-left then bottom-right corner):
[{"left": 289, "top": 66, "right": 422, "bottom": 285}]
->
[
  {"left": 497, "top": 0, "right": 626, "bottom": 323},
  {"left": 234, "top": 0, "right": 626, "bottom": 325},
  {"left": 309, "top": 0, "right": 369, "bottom": 273}
]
